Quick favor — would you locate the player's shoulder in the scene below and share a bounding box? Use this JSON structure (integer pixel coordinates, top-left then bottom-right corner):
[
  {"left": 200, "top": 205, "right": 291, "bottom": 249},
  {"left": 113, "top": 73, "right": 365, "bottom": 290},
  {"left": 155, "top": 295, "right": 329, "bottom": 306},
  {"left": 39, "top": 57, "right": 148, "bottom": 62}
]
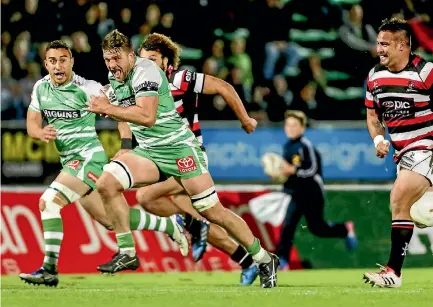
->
[
  {"left": 412, "top": 54, "right": 433, "bottom": 74},
  {"left": 134, "top": 57, "right": 159, "bottom": 73},
  {"left": 101, "top": 84, "right": 117, "bottom": 103},
  {"left": 300, "top": 136, "right": 314, "bottom": 148},
  {"left": 71, "top": 73, "right": 101, "bottom": 88},
  {"left": 71, "top": 73, "right": 103, "bottom": 97},
  {"left": 33, "top": 74, "right": 51, "bottom": 89},
  {"left": 367, "top": 63, "right": 386, "bottom": 79}
]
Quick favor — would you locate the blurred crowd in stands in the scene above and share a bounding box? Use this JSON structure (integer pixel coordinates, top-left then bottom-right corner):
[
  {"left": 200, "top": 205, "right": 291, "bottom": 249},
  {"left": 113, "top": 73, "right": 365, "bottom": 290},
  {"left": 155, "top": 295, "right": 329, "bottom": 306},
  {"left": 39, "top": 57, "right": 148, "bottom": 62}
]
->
[{"left": 2, "top": 0, "right": 433, "bottom": 122}]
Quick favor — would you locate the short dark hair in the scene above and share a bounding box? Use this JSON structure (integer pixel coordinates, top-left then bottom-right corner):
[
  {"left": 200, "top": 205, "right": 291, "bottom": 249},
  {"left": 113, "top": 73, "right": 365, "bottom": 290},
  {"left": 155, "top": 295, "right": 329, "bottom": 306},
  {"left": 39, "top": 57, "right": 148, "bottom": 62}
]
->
[
  {"left": 284, "top": 110, "right": 307, "bottom": 127},
  {"left": 140, "top": 33, "right": 181, "bottom": 69},
  {"left": 101, "top": 30, "right": 132, "bottom": 52},
  {"left": 46, "top": 40, "right": 72, "bottom": 57},
  {"left": 379, "top": 17, "right": 412, "bottom": 46}
]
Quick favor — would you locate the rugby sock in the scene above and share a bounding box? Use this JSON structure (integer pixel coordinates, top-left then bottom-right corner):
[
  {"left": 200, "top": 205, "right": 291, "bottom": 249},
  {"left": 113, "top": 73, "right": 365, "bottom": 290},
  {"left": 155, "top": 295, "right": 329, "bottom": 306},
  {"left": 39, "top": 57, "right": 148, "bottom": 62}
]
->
[
  {"left": 129, "top": 208, "right": 175, "bottom": 237},
  {"left": 183, "top": 213, "right": 194, "bottom": 228},
  {"left": 231, "top": 245, "right": 255, "bottom": 269},
  {"left": 116, "top": 232, "right": 136, "bottom": 257},
  {"left": 387, "top": 220, "right": 414, "bottom": 276},
  {"left": 41, "top": 210, "right": 63, "bottom": 272},
  {"left": 183, "top": 214, "right": 204, "bottom": 234},
  {"left": 246, "top": 238, "right": 271, "bottom": 264}
]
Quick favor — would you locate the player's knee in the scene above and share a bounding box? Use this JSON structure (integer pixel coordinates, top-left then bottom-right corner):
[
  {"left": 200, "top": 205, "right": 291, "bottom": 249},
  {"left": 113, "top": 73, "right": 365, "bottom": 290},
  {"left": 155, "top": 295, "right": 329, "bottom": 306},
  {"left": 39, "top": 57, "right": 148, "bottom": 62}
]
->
[
  {"left": 191, "top": 187, "right": 219, "bottom": 213},
  {"left": 97, "top": 174, "right": 126, "bottom": 198},
  {"left": 100, "top": 160, "right": 134, "bottom": 193},
  {"left": 200, "top": 204, "right": 227, "bottom": 226},
  {"left": 39, "top": 199, "right": 46, "bottom": 211},
  {"left": 136, "top": 186, "right": 154, "bottom": 207},
  {"left": 39, "top": 182, "right": 80, "bottom": 216},
  {"left": 390, "top": 181, "right": 411, "bottom": 210}
]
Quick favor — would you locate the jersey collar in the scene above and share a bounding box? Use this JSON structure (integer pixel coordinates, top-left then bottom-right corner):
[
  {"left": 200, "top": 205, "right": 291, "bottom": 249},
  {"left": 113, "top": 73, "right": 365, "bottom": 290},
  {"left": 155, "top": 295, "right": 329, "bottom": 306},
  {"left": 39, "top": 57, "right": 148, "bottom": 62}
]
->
[{"left": 50, "top": 72, "right": 75, "bottom": 88}]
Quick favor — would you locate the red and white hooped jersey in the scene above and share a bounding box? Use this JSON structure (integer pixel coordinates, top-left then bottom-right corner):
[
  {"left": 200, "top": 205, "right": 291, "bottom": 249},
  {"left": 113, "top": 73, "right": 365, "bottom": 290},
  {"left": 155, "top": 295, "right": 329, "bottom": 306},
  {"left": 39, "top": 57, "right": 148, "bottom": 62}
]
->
[
  {"left": 168, "top": 69, "right": 205, "bottom": 146},
  {"left": 365, "top": 55, "right": 433, "bottom": 162}
]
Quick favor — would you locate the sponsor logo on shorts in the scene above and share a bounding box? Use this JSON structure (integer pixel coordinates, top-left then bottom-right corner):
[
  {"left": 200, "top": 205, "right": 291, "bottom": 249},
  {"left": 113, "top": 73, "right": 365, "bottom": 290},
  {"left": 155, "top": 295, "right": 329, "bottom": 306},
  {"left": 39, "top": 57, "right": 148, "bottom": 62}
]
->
[
  {"left": 87, "top": 171, "right": 99, "bottom": 183},
  {"left": 176, "top": 156, "right": 197, "bottom": 173},
  {"left": 67, "top": 160, "right": 81, "bottom": 170}
]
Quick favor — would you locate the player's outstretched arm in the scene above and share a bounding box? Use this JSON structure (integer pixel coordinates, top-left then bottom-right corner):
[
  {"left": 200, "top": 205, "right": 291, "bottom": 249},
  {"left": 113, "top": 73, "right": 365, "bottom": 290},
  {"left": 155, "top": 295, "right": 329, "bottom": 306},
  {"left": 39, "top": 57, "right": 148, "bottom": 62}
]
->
[
  {"left": 202, "top": 75, "right": 256, "bottom": 133},
  {"left": 26, "top": 110, "right": 56, "bottom": 143}
]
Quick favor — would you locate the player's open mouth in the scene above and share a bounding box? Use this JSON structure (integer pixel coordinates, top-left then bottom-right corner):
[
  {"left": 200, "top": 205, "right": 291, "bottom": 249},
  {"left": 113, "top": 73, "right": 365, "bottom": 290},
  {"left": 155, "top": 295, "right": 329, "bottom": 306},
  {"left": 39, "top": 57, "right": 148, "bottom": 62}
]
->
[
  {"left": 54, "top": 72, "right": 65, "bottom": 78},
  {"left": 379, "top": 55, "right": 387, "bottom": 61}
]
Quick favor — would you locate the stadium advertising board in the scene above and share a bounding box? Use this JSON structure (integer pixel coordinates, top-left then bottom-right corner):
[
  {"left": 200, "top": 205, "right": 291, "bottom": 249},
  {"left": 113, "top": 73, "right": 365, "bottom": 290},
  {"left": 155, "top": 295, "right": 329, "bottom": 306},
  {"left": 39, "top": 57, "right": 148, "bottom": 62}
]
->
[
  {"left": 202, "top": 127, "right": 397, "bottom": 181},
  {"left": 0, "top": 188, "right": 303, "bottom": 275},
  {"left": 1, "top": 125, "right": 396, "bottom": 184},
  {"left": 2, "top": 186, "right": 431, "bottom": 275}
]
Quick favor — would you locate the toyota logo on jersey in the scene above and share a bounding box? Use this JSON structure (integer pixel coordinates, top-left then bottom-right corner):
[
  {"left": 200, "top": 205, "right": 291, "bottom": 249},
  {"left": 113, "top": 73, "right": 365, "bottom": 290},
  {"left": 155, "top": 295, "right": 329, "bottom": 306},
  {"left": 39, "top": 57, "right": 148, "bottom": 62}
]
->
[{"left": 176, "top": 156, "right": 197, "bottom": 173}]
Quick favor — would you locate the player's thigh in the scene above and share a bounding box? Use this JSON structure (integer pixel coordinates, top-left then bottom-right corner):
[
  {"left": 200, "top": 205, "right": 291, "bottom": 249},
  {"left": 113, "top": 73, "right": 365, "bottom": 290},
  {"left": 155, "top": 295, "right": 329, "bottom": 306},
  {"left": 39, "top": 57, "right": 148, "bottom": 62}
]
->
[
  {"left": 393, "top": 150, "right": 433, "bottom": 205},
  {"left": 392, "top": 170, "right": 430, "bottom": 207},
  {"left": 141, "top": 177, "right": 185, "bottom": 198},
  {"left": 171, "top": 193, "right": 202, "bottom": 218},
  {"left": 61, "top": 150, "right": 108, "bottom": 193},
  {"left": 150, "top": 145, "right": 208, "bottom": 182},
  {"left": 102, "top": 150, "right": 160, "bottom": 190}
]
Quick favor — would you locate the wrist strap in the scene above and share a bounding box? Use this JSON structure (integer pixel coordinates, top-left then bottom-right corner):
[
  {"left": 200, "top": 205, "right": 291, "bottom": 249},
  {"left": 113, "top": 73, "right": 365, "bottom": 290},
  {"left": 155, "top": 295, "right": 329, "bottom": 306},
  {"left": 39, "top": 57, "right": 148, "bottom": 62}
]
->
[
  {"left": 121, "top": 138, "right": 133, "bottom": 149},
  {"left": 374, "top": 135, "right": 384, "bottom": 148}
]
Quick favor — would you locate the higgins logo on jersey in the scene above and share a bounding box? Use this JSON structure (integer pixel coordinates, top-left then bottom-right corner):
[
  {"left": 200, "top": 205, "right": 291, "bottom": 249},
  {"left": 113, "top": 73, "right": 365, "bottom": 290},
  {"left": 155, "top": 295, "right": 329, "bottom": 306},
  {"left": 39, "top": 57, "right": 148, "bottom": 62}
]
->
[{"left": 43, "top": 109, "right": 80, "bottom": 119}]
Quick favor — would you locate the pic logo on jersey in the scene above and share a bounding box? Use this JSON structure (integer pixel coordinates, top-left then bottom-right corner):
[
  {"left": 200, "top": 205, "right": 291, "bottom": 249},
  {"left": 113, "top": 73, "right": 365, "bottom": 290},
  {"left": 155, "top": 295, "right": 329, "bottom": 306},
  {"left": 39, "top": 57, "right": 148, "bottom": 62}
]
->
[
  {"left": 67, "top": 160, "right": 81, "bottom": 170},
  {"left": 176, "top": 156, "right": 197, "bottom": 173}
]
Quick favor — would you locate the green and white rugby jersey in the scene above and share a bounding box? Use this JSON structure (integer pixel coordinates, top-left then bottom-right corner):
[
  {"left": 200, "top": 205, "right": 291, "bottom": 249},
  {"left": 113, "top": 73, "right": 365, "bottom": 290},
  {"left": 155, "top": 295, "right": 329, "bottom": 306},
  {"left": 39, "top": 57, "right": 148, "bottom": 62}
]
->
[
  {"left": 106, "top": 57, "right": 197, "bottom": 149},
  {"left": 29, "top": 73, "right": 105, "bottom": 165}
]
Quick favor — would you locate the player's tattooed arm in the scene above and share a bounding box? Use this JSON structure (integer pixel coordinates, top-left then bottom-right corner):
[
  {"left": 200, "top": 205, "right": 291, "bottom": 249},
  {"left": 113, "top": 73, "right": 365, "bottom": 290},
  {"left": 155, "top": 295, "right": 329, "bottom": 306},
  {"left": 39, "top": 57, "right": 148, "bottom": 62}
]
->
[{"left": 366, "top": 108, "right": 385, "bottom": 139}]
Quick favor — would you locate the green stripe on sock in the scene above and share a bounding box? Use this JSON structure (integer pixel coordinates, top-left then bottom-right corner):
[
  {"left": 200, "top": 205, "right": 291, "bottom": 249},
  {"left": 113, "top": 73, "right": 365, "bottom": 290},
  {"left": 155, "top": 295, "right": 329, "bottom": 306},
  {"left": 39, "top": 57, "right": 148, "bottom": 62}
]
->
[
  {"left": 46, "top": 251, "right": 57, "bottom": 258},
  {"left": 246, "top": 238, "right": 261, "bottom": 256},
  {"left": 116, "top": 232, "right": 135, "bottom": 249},
  {"left": 45, "top": 239, "right": 62, "bottom": 246},
  {"left": 43, "top": 263, "right": 56, "bottom": 272},
  {"left": 165, "top": 218, "right": 174, "bottom": 237},
  {"left": 144, "top": 214, "right": 151, "bottom": 229},
  {"left": 129, "top": 208, "right": 141, "bottom": 230},
  {"left": 155, "top": 218, "right": 162, "bottom": 231},
  {"left": 42, "top": 218, "right": 63, "bottom": 232}
]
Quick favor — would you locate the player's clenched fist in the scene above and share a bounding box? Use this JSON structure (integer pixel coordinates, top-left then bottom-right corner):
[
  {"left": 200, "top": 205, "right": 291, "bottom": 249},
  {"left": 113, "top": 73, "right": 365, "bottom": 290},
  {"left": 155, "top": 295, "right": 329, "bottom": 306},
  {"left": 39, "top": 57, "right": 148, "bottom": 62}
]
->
[
  {"left": 241, "top": 117, "right": 257, "bottom": 134},
  {"left": 39, "top": 124, "right": 57, "bottom": 143},
  {"left": 376, "top": 140, "right": 390, "bottom": 158}
]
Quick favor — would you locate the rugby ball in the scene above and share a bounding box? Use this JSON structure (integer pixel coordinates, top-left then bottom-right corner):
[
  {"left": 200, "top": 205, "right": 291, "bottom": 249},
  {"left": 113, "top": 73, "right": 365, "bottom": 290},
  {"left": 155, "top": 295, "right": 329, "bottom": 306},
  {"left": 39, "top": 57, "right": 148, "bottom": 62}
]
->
[
  {"left": 261, "top": 152, "right": 287, "bottom": 183},
  {"left": 410, "top": 191, "right": 433, "bottom": 228}
]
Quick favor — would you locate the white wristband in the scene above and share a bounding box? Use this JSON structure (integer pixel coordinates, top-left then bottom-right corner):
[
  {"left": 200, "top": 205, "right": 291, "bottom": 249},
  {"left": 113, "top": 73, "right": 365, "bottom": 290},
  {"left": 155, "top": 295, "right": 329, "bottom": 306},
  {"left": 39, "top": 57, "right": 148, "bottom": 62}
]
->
[{"left": 374, "top": 135, "right": 385, "bottom": 148}]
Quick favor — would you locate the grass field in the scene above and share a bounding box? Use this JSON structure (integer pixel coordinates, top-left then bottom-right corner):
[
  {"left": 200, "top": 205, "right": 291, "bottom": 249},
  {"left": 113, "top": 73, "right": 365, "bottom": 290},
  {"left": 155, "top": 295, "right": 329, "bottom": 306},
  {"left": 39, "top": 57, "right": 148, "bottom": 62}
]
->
[{"left": 2, "top": 269, "right": 433, "bottom": 307}]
